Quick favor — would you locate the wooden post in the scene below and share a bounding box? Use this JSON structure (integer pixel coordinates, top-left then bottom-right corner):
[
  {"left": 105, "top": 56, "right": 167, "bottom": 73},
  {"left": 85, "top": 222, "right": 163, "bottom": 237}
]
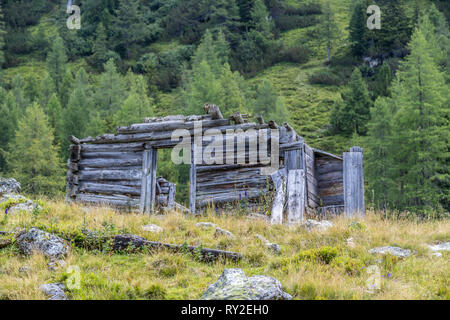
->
[
  {"left": 189, "top": 143, "right": 197, "bottom": 214},
  {"left": 343, "top": 146, "right": 365, "bottom": 217},
  {"left": 271, "top": 169, "right": 287, "bottom": 224},
  {"left": 168, "top": 183, "right": 176, "bottom": 209},
  {"left": 287, "top": 169, "right": 306, "bottom": 224},
  {"left": 141, "top": 147, "right": 158, "bottom": 214}
]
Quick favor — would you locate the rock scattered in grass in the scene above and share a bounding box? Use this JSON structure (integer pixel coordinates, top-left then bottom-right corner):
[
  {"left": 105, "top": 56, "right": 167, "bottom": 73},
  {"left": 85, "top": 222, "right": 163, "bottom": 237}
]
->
[
  {"left": 255, "top": 234, "right": 281, "bottom": 254},
  {"left": 48, "top": 259, "right": 67, "bottom": 272},
  {"left": 142, "top": 224, "right": 163, "bottom": 233},
  {"left": 195, "top": 222, "right": 217, "bottom": 229},
  {"left": 40, "top": 283, "right": 68, "bottom": 300},
  {"left": 19, "top": 266, "right": 31, "bottom": 275},
  {"left": 303, "top": 219, "right": 333, "bottom": 232},
  {"left": 428, "top": 242, "right": 450, "bottom": 252},
  {"left": 0, "top": 178, "right": 21, "bottom": 195},
  {"left": 214, "top": 227, "right": 235, "bottom": 239},
  {"left": 369, "top": 246, "right": 412, "bottom": 258},
  {"left": 201, "top": 268, "right": 292, "bottom": 300},
  {"left": 16, "top": 228, "right": 70, "bottom": 259}
]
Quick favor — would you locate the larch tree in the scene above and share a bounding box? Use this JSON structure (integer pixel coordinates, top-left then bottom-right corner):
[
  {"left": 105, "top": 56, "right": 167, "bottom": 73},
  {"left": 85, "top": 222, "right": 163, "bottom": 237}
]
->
[{"left": 6, "top": 103, "right": 64, "bottom": 195}]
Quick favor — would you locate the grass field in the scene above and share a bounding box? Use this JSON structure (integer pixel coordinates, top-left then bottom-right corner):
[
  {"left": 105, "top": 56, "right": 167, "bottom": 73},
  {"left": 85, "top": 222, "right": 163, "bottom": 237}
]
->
[{"left": 0, "top": 199, "right": 448, "bottom": 300}]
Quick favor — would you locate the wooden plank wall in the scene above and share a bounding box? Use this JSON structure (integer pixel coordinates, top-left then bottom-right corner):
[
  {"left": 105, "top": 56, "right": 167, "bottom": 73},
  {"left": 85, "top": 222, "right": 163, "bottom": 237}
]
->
[
  {"left": 343, "top": 146, "right": 365, "bottom": 217},
  {"left": 315, "top": 153, "right": 344, "bottom": 207}
]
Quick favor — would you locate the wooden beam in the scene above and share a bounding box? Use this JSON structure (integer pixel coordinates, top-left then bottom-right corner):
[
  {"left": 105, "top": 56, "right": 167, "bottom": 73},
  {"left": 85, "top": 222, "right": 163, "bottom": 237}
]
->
[
  {"left": 189, "top": 143, "right": 197, "bottom": 214},
  {"left": 271, "top": 168, "right": 287, "bottom": 225},
  {"left": 204, "top": 104, "right": 224, "bottom": 120},
  {"left": 287, "top": 169, "right": 306, "bottom": 224},
  {"left": 343, "top": 146, "right": 365, "bottom": 217}
]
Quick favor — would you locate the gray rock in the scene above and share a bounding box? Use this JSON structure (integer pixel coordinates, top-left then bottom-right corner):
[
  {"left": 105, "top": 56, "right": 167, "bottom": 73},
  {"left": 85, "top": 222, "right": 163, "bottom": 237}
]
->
[
  {"left": 40, "top": 283, "right": 68, "bottom": 300},
  {"left": 16, "top": 228, "right": 70, "bottom": 259},
  {"left": 195, "top": 222, "right": 217, "bottom": 229},
  {"left": 9, "top": 200, "right": 42, "bottom": 214},
  {"left": 368, "top": 246, "right": 412, "bottom": 258},
  {"left": 0, "top": 194, "right": 26, "bottom": 205},
  {"left": 303, "top": 219, "right": 333, "bottom": 232},
  {"left": 201, "top": 268, "right": 292, "bottom": 300},
  {"left": 428, "top": 242, "right": 450, "bottom": 252},
  {"left": 254, "top": 234, "right": 281, "bottom": 254},
  {"left": 214, "top": 227, "right": 235, "bottom": 239},
  {"left": 0, "top": 178, "right": 21, "bottom": 195},
  {"left": 142, "top": 224, "right": 163, "bottom": 233},
  {"left": 432, "top": 252, "right": 443, "bottom": 258}
]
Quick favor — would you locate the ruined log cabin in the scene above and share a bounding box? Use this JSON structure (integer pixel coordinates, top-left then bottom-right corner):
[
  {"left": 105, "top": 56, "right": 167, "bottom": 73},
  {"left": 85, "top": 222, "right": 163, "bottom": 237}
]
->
[{"left": 66, "top": 105, "right": 364, "bottom": 224}]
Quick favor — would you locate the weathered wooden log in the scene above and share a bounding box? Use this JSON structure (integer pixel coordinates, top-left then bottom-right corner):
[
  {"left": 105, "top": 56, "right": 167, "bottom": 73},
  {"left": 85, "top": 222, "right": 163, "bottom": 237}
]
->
[
  {"left": 256, "top": 114, "right": 265, "bottom": 125},
  {"left": 268, "top": 120, "right": 279, "bottom": 129},
  {"left": 287, "top": 169, "right": 305, "bottom": 224},
  {"left": 285, "top": 148, "right": 303, "bottom": 170},
  {"left": 144, "top": 115, "right": 187, "bottom": 123},
  {"left": 79, "top": 157, "right": 143, "bottom": 169},
  {"left": 69, "top": 135, "right": 80, "bottom": 145},
  {"left": 189, "top": 143, "right": 197, "bottom": 214},
  {"left": 81, "top": 142, "right": 145, "bottom": 153},
  {"left": 69, "top": 145, "right": 81, "bottom": 162},
  {"left": 81, "top": 151, "right": 141, "bottom": 159},
  {"left": 76, "top": 193, "right": 139, "bottom": 207},
  {"left": 116, "top": 119, "right": 230, "bottom": 134},
  {"left": 167, "top": 184, "right": 176, "bottom": 209},
  {"left": 79, "top": 182, "right": 141, "bottom": 196},
  {"left": 316, "top": 161, "right": 343, "bottom": 175},
  {"left": 196, "top": 188, "right": 268, "bottom": 207},
  {"left": 204, "top": 104, "right": 224, "bottom": 120},
  {"left": 270, "top": 169, "right": 287, "bottom": 225},
  {"left": 196, "top": 163, "right": 263, "bottom": 173},
  {"left": 280, "top": 141, "right": 303, "bottom": 151},
  {"left": 79, "top": 169, "right": 142, "bottom": 181},
  {"left": 231, "top": 112, "right": 245, "bottom": 124},
  {"left": 313, "top": 148, "right": 342, "bottom": 160},
  {"left": 112, "top": 234, "right": 242, "bottom": 262}
]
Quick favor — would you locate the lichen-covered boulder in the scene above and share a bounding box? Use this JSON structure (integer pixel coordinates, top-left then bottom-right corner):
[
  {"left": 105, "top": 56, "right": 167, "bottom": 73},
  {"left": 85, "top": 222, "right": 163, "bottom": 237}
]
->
[
  {"left": 9, "top": 200, "right": 42, "bottom": 214},
  {"left": 16, "top": 228, "right": 70, "bottom": 259},
  {"left": 214, "top": 227, "right": 235, "bottom": 239},
  {"left": 0, "top": 178, "right": 21, "bottom": 195},
  {"left": 303, "top": 219, "right": 333, "bottom": 232},
  {"left": 201, "top": 268, "right": 292, "bottom": 300},
  {"left": 369, "top": 246, "right": 412, "bottom": 258},
  {"left": 40, "top": 283, "right": 68, "bottom": 300},
  {"left": 254, "top": 234, "right": 281, "bottom": 254},
  {"left": 195, "top": 222, "right": 217, "bottom": 229}
]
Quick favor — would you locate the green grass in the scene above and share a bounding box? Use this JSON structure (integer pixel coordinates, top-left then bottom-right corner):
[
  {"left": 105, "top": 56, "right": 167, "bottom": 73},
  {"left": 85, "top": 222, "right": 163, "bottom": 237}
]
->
[{"left": 0, "top": 199, "right": 449, "bottom": 300}]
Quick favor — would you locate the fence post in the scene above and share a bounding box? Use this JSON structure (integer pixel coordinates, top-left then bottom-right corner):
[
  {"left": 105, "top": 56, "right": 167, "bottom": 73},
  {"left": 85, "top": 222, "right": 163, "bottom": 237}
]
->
[{"left": 343, "top": 146, "right": 365, "bottom": 217}]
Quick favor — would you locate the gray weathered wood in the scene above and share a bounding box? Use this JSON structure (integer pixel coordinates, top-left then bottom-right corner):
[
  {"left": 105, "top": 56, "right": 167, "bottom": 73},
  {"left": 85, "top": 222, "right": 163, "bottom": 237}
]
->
[
  {"left": 204, "top": 104, "right": 223, "bottom": 120},
  {"left": 343, "top": 147, "right": 365, "bottom": 217},
  {"left": 256, "top": 114, "right": 265, "bottom": 125},
  {"left": 81, "top": 142, "right": 145, "bottom": 153},
  {"left": 270, "top": 168, "right": 287, "bottom": 225},
  {"left": 79, "top": 182, "right": 140, "bottom": 196},
  {"left": 232, "top": 112, "right": 245, "bottom": 124},
  {"left": 140, "top": 149, "right": 151, "bottom": 213},
  {"left": 79, "top": 157, "right": 142, "bottom": 168},
  {"left": 167, "top": 183, "right": 176, "bottom": 209},
  {"left": 287, "top": 169, "right": 306, "bottom": 224},
  {"left": 189, "top": 143, "right": 197, "bottom": 214},
  {"left": 79, "top": 169, "right": 142, "bottom": 181},
  {"left": 76, "top": 193, "right": 139, "bottom": 207},
  {"left": 143, "top": 148, "right": 158, "bottom": 214},
  {"left": 116, "top": 119, "right": 230, "bottom": 134}
]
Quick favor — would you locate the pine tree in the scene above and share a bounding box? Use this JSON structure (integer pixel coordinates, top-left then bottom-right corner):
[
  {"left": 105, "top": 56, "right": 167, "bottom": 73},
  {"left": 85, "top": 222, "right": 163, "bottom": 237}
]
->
[
  {"left": 251, "top": 0, "right": 272, "bottom": 36},
  {"left": 114, "top": 72, "right": 154, "bottom": 126},
  {"left": 0, "top": 89, "right": 17, "bottom": 172},
  {"left": 92, "top": 22, "right": 108, "bottom": 69},
  {"left": 349, "top": 1, "right": 367, "bottom": 57},
  {"left": 46, "top": 35, "right": 68, "bottom": 94},
  {"left": 364, "top": 97, "right": 395, "bottom": 210},
  {"left": 46, "top": 93, "right": 62, "bottom": 131},
  {"left": 191, "top": 30, "right": 223, "bottom": 75},
  {"left": 94, "top": 59, "right": 126, "bottom": 131},
  {"left": 39, "top": 75, "right": 56, "bottom": 108},
  {"left": 219, "top": 63, "right": 247, "bottom": 115},
  {"left": 60, "top": 68, "right": 92, "bottom": 155},
  {"left": 11, "top": 74, "right": 29, "bottom": 111},
  {"left": 389, "top": 21, "right": 448, "bottom": 211},
  {"left": 331, "top": 68, "right": 373, "bottom": 136},
  {"left": 373, "top": 61, "right": 393, "bottom": 98},
  {"left": 317, "top": 0, "right": 339, "bottom": 62},
  {"left": 252, "top": 79, "right": 288, "bottom": 125},
  {"left": 6, "top": 103, "right": 64, "bottom": 195},
  {"left": 0, "top": 2, "right": 6, "bottom": 69}
]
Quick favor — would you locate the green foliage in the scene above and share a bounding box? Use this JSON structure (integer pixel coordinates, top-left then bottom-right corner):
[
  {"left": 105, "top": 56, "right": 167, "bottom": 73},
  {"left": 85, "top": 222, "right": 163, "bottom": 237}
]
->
[
  {"left": 331, "top": 68, "right": 373, "bottom": 136},
  {"left": 297, "top": 246, "right": 339, "bottom": 264},
  {"left": 252, "top": 78, "right": 288, "bottom": 124},
  {"left": 348, "top": 0, "right": 367, "bottom": 57},
  {"left": 46, "top": 35, "right": 67, "bottom": 95},
  {"left": 6, "top": 103, "right": 64, "bottom": 195}
]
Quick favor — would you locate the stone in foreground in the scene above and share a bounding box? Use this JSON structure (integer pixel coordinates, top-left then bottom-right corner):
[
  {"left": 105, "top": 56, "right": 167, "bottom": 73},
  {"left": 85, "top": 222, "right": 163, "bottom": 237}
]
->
[
  {"left": 142, "top": 224, "right": 163, "bottom": 233},
  {"left": 428, "top": 242, "right": 450, "bottom": 252},
  {"left": 16, "top": 228, "right": 70, "bottom": 259},
  {"left": 40, "top": 283, "right": 68, "bottom": 300},
  {"left": 201, "top": 268, "right": 292, "bottom": 300},
  {"left": 369, "top": 246, "right": 412, "bottom": 258},
  {"left": 0, "top": 178, "right": 21, "bottom": 195},
  {"left": 303, "top": 219, "right": 333, "bottom": 232}
]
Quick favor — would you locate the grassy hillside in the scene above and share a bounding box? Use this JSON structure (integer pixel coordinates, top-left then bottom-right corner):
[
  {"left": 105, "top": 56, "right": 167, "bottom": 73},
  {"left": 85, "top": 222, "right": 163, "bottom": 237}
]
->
[{"left": 0, "top": 200, "right": 449, "bottom": 300}]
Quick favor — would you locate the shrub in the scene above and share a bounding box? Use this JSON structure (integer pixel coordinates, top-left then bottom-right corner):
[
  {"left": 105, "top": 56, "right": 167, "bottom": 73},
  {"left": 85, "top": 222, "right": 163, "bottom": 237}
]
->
[
  {"left": 331, "top": 256, "right": 364, "bottom": 275},
  {"left": 275, "top": 15, "right": 318, "bottom": 32},
  {"left": 308, "top": 70, "right": 342, "bottom": 85},
  {"left": 298, "top": 246, "right": 339, "bottom": 264},
  {"left": 278, "top": 47, "right": 312, "bottom": 64}
]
